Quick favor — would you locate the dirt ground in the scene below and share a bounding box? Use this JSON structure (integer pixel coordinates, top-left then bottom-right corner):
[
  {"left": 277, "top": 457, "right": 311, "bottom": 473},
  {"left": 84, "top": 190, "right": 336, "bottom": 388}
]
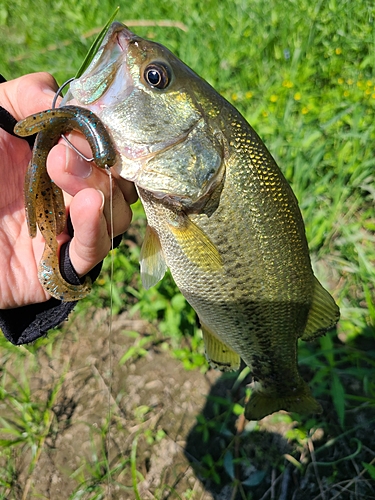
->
[
  {"left": 2, "top": 309, "right": 226, "bottom": 499},
  {"left": 2, "top": 308, "right": 375, "bottom": 500}
]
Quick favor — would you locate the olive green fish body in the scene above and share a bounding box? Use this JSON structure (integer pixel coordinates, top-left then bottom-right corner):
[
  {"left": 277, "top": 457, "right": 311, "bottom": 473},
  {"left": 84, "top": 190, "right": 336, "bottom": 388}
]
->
[
  {"left": 65, "top": 23, "right": 340, "bottom": 419},
  {"left": 15, "top": 106, "right": 117, "bottom": 300},
  {"left": 137, "top": 113, "right": 321, "bottom": 419}
]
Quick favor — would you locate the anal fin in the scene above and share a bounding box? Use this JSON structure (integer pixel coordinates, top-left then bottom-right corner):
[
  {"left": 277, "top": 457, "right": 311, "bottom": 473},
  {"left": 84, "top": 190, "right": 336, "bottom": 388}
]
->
[{"left": 200, "top": 322, "right": 240, "bottom": 372}]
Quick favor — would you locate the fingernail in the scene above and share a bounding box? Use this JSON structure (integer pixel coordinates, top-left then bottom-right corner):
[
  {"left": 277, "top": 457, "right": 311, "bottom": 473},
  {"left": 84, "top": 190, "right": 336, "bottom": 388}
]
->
[
  {"left": 97, "top": 189, "right": 105, "bottom": 210},
  {"left": 65, "top": 145, "right": 93, "bottom": 178}
]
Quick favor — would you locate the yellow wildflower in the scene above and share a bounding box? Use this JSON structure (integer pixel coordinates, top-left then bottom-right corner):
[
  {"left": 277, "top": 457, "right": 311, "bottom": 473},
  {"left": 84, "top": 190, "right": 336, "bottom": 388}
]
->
[
  {"left": 335, "top": 48, "right": 342, "bottom": 55},
  {"left": 231, "top": 93, "right": 238, "bottom": 101},
  {"left": 245, "top": 91, "right": 253, "bottom": 99},
  {"left": 270, "top": 94, "right": 278, "bottom": 103},
  {"left": 294, "top": 92, "right": 301, "bottom": 101},
  {"left": 337, "top": 78, "right": 344, "bottom": 85},
  {"left": 282, "top": 80, "right": 294, "bottom": 88}
]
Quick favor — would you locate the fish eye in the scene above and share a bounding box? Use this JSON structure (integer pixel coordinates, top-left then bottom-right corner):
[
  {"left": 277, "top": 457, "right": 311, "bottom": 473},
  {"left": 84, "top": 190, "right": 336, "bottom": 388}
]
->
[{"left": 143, "top": 62, "right": 171, "bottom": 89}]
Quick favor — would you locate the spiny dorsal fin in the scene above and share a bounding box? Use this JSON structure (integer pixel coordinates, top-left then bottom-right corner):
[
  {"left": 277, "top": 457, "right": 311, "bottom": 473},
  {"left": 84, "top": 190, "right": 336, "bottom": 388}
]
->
[
  {"left": 167, "top": 215, "right": 223, "bottom": 272},
  {"left": 140, "top": 225, "right": 167, "bottom": 289},
  {"left": 200, "top": 322, "right": 240, "bottom": 372},
  {"left": 301, "top": 276, "right": 340, "bottom": 341}
]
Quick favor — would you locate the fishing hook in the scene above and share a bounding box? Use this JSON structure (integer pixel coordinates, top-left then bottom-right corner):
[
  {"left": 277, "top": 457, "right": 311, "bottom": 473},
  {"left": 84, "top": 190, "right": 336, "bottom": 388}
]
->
[
  {"left": 52, "top": 77, "right": 95, "bottom": 163},
  {"left": 51, "top": 77, "right": 75, "bottom": 109}
]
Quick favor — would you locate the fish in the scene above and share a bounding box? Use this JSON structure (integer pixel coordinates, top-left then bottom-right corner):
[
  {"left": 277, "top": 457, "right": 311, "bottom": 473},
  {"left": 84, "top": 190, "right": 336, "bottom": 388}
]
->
[
  {"left": 24, "top": 21, "right": 340, "bottom": 420},
  {"left": 15, "top": 106, "right": 118, "bottom": 300}
]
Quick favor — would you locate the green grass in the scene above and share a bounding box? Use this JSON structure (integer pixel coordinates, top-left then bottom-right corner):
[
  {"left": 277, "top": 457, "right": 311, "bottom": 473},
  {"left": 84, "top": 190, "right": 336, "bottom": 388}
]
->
[{"left": 1, "top": 0, "right": 375, "bottom": 498}]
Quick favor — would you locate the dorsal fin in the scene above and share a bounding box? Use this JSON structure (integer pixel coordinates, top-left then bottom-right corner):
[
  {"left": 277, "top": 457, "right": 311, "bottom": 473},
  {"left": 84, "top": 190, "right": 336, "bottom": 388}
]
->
[{"left": 301, "top": 277, "right": 340, "bottom": 341}]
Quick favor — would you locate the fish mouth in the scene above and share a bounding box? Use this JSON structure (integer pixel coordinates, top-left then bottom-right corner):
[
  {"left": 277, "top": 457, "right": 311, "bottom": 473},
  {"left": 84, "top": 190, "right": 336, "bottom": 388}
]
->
[
  {"left": 101, "top": 21, "right": 136, "bottom": 53},
  {"left": 65, "top": 23, "right": 136, "bottom": 107}
]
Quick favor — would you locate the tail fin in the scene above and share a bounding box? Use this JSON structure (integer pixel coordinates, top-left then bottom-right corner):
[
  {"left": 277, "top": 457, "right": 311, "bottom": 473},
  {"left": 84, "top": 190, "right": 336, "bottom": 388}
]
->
[{"left": 245, "top": 384, "right": 322, "bottom": 420}]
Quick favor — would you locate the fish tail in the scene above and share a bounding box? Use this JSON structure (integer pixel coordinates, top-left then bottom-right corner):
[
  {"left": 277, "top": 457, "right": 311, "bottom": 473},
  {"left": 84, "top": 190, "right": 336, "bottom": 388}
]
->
[{"left": 245, "top": 384, "right": 322, "bottom": 421}]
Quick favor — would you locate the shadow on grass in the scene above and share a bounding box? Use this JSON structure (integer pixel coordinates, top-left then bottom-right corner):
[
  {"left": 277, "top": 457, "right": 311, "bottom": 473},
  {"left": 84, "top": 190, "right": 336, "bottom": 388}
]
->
[
  {"left": 184, "top": 367, "right": 294, "bottom": 500},
  {"left": 184, "top": 343, "right": 375, "bottom": 500}
]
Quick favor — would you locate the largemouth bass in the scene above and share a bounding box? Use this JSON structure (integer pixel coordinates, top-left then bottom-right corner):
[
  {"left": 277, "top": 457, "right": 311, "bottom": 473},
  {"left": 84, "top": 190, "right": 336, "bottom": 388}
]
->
[{"left": 22, "top": 22, "right": 340, "bottom": 420}]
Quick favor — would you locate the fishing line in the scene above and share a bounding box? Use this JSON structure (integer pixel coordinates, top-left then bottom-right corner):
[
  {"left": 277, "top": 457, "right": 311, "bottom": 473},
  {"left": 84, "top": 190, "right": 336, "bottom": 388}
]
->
[
  {"left": 105, "top": 165, "right": 115, "bottom": 494},
  {"left": 52, "top": 77, "right": 95, "bottom": 162},
  {"left": 52, "top": 80, "right": 116, "bottom": 492}
]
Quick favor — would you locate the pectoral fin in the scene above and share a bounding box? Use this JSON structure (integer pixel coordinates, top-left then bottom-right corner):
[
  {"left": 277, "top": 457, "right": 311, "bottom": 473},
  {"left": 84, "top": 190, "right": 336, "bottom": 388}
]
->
[
  {"left": 140, "top": 225, "right": 167, "bottom": 289},
  {"left": 301, "top": 276, "right": 340, "bottom": 341},
  {"left": 167, "top": 215, "right": 223, "bottom": 272},
  {"left": 200, "top": 322, "right": 240, "bottom": 371}
]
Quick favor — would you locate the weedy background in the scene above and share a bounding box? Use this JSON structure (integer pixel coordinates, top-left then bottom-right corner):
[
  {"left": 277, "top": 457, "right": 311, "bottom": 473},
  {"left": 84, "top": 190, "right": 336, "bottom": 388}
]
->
[{"left": 0, "top": 0, "right": 375, "bottom": 499}]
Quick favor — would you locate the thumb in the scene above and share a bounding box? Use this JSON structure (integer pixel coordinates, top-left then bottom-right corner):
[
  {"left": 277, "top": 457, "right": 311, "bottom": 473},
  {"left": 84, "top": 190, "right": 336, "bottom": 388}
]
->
[
  {"left": 67, "top": 188, "right": 112, "bottom": 277},
  {"left": 0, "top": 72, "right": 58, "bottom": 120}
]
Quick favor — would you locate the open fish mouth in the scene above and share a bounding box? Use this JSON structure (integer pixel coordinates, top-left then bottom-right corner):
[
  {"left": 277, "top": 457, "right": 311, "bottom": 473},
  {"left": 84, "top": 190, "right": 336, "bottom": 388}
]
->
[
  {"left": 63, "top": 23, "right": 135, "bottom": 109},
  {"left": 65, "top": 23, "right": 199, "bottom": 161}
]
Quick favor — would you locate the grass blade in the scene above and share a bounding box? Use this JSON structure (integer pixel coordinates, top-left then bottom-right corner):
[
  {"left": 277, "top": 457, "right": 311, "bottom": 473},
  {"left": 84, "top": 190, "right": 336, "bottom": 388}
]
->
[{"left": 75, "top": 6, "right": 120, "bottom": 78}]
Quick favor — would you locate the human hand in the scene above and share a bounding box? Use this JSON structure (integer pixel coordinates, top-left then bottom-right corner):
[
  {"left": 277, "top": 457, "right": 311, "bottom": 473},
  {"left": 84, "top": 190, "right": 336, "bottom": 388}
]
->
[{"left": 0, "top": 72, "right": 136, "bottom": 308}]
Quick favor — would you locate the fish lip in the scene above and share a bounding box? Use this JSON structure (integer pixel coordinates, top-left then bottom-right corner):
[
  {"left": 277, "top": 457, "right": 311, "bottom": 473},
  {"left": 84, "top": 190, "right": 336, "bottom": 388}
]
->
[
  {"left": 107, "top": 21, "right": 134, "bottom": 43},
  {"left": 76, "top": 22, "right": 133, "bottom": 82},
  {"left": 116, "top": 25, "right": 136, "bottom": 51},
  {"left": 108, "top": 22, "right": 142, "bottom": 52},
  {"left": 117, "top": 32, "right": 127, "bottom": 52}
]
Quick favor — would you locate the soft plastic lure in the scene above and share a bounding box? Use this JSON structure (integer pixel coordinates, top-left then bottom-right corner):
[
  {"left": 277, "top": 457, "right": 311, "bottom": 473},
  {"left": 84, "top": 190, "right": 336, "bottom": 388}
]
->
[{"left": 15, "top": 105, "right": 117, "bottom": 301}]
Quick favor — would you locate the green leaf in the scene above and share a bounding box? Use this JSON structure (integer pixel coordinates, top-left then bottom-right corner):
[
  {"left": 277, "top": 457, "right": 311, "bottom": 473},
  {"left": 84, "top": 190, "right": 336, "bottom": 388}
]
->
[
  {"left": 331, "top": 372, "right": 346, "bottom": 428},
  {"left": 75, "top": 6, "right": 120, "bottom": 78},
  {"left": 232, "top": 403, "right": 244, "bottom": 416},
  {"left": 0, "top": 438, "right": 25, "bottom": 447},
  {"left": 242, "top": 470, "right": 266, "bottom": 487},
  {"left": 362, "top": 461, "right": 375, "bottom": 480},
  {"left": 131, "top": 436, "right": 142, "bottom": 500},
  {"left": 320, "top": 334, "right": 334, "bottom": 367},
  {"left": 223, "top": 450, "right": 235, "bottom": 480}
]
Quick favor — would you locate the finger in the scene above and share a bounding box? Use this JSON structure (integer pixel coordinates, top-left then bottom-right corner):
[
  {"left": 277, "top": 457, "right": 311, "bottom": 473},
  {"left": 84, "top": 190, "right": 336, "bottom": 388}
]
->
[
  {"left": 49, "top": 131, "right": 138, "bottom": 204},
  {"left": 111, "top": 171, "right": 138, "bottom": 205},
  {"left": 1, "top": 72, "right": 58, "bottom": 119},
  {"left": 68, "top": 188, "right": 112, "bottom": 277},
  {"left": 47, "top": 137, "right": 132, "bottom": 237}
]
